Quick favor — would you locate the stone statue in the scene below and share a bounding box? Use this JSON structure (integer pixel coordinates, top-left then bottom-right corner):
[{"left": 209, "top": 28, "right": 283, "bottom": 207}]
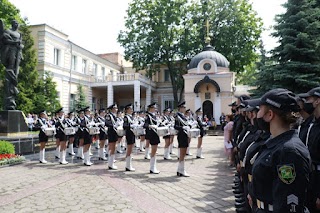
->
[{"left": 0, "top": 19, "right": 23, "bottom": 110}]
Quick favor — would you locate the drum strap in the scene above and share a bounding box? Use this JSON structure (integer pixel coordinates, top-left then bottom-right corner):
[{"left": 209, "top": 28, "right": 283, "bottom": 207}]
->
[
  {"left": 97, "top": 116, "right": 107, "bottom": 133},
  {"left": 147, "top": 114, "right": 158, "bottom": 134},
  {"left": 177, "top": 113, "right": 189, "bottom": 135},
  {"left": 38, "top": 118, "right": 48, "bottom": 132}
]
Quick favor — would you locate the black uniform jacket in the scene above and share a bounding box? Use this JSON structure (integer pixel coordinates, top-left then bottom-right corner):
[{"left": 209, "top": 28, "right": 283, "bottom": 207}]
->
[{"left": 252, "top": 130, "right": 311, "bottom": 212}]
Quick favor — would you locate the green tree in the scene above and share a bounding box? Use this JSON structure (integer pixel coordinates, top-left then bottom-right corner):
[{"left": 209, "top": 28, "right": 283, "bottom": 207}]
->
[
  {"left": 74, "top": 84, "right": 87, "bottom": 111},
  {"left": 254, "top": 0, "right": 320, "bottom": 95},
  {"left": 118, "top": 0, "right": 263, "bottom": 105}
]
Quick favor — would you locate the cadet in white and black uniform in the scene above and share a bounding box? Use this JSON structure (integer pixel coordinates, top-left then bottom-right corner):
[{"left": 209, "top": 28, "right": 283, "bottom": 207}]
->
[
  {"left": 106, "top": 104, "right": 119, "bottom": 170},
  {"left": 95, "top": 108, "right": 108, "bottom": 161},
  {"left": 55, "top": 108, "right": 68, "bottom": 165},
  {"left": 36, "top": 110, "right": 51, "bottom": 164},
  {"left": 174, "top": 101, "right": 190, "bottom": 177},
  {"left": 195, "top": 108, "right": 206, "bottom": 159},
  {"left": 144, "top": 102, "right": 161, "bottom": 174},
  {"left": 162, "top": 108, "right": 172, "bottom": 160}
]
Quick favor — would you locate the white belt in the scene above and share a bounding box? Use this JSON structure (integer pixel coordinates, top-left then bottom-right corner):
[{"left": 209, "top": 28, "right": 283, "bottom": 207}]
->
[{"left": 257, "top": 199, "right": 273, "bottom": 211}]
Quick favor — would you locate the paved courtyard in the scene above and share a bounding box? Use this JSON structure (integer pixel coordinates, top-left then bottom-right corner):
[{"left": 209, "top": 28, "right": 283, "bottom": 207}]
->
[{"left": 0, "top": 136, "right": 236, "bottom": 213}]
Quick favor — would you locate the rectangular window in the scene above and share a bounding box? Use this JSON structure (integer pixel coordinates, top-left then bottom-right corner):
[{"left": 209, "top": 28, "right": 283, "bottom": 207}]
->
[
  {"left": 53, "top": 48, "right": 60, "bottom": 65},
  {"left": 71, "top": 55, "right": 77, "bottom": 71},
  {"left": 99, "top": 98, "right": 103, "bottom": 109},
  {"left": 164, "top": 69, "right": 170, "bottom": 82},
  {"left": 164, "top": 100, "right": 174, "bottom": 110},
  {"left": 70, "top": 94, "right": 76, "bottom": 111},
  {"left": 92, "top": 97, "right": 96, "bottom": 111},
  {"left": 82, "top": 59, "right": 87, "bottom": 73},
  {"left": 205, "top": 92, "right": 211, "bottom": 99},
  {"left": 101, "top": 67, "right": 105, "bottom": 78},
  {"left": 93, "top": 63, "right": 97, "bottom": 76}
]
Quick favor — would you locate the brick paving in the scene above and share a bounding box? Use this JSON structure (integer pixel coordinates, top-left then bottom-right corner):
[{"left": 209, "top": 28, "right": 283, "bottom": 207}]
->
[{"left": 0, "top": 135, "right": 236, "bottom": 213}]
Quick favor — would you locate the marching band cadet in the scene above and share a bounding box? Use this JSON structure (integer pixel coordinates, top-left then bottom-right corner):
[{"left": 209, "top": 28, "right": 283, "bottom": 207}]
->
[
  {"left": 195, "top": 108, "right": 206, "bottom": 159},
  {"left": 106, "top": 104, "right": 119, "bottom": 170},
  {"left": 174, "top": 101, "right": 190, "bottom": 177},
  {"left": 96, "top": 108, "right": 108, "bottom": 161},
  {"left": 83, "top": 107, "right": 93, "bottom": 166},
  {"left": 251, "top": 89, "right": 311, "bottom": 212},
  {"left": 123, "top": 103, "right": 137, "bottom": 171},
  {"left": 162, "top": 108, "right": 172, "bottom": 160},
  {"left": 185, "top": 109, "right": 195, "bottom": 156},
  {"left": 116, "top": 111, "right": 124, "bottom": 154},
  {"left": 138, "top": 111, "right": 146, "bottom": 152},
  {"left": 144, "top": 102, "right": 160, "bottom": 174},
  {"left": 298, "top": 87, "right": 320, "bottom": 212},
  {"left": 76, "top": 109, "right": 85, "bottom": 160},
  {"left": 55, "top": 108, "right": 68, "bottom": 165},
  {"left": 53, "top": 112, "right": 60, "bottom": 159},
  {"left": 169, "top": 110, "right": 176, "bottom": 155},
  {"left": 66, "top": 112, "right": 76, "bottom": 156},
  {"left": 36, "top": 110, "right": 51, "bottom": 164}
]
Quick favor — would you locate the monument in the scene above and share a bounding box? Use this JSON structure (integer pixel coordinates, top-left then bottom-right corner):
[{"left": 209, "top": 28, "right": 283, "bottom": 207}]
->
[{"left": 0, "top": 19, "right": 28, "bottom": 136}]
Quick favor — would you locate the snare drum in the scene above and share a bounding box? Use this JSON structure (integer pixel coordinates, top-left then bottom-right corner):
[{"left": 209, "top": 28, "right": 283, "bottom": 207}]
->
[
  {"left": 187, "top": 128, "right": 200, "bottom": 138},
  {"left": 133, "top": 127, "right": 146, "bottom": 136},
  {"left": 44, "top": 127, "right": 56, "bottom": 136},
  {"left": 156, "top": 126, "right": 169, "bottom": 136},
  {"left": 116, "top": 127, "right": 125, "bottom": 137},
  {"left": 64, "top": 127, "right": 76, "bottom": 135},
  {"left": 89, "top": 127, "right": 100, "bottom": 135},
  {"left": 169, "top": 127, "right": 178, "bottom": 135}
]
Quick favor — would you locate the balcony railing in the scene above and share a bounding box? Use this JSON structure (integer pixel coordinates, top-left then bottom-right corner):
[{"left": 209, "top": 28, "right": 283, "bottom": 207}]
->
[{"left": 95, "top": 73, "right": 151, "bottom": 83}]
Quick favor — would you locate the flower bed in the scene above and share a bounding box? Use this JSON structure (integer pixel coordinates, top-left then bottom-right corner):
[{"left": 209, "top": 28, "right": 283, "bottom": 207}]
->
[{"left": 0, "top": 154, "right": 25, "bottom": 166}]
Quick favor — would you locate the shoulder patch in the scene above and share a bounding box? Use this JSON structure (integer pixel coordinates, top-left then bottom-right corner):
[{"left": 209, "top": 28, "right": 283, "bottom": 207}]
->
[{"left": 277, "top": 164, "right": 296, "bottom": 184}]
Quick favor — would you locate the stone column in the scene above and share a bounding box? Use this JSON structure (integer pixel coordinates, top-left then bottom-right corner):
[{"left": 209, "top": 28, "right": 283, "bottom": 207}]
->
[
  {"left": 146, "top": 86, "right": 151, "bottom": 108},
  {"left": 134, "top": 81, "right": 141, "bottom": 111},
  {"left": 214, "top": 93, "right": 221, "bottom": 125},
  {"left": 107, "top": 84, "right": 114, "bottom": 107}
]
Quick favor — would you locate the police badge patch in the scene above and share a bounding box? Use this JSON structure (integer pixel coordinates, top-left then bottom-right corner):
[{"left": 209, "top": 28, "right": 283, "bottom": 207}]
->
[{"left": 277, "top": 164, "right": 296, "bottom": 184}]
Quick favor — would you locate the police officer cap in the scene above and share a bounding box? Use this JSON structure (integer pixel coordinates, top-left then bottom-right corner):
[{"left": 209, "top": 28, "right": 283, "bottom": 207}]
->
[
  {"left": 39, "top": 110, "right": 46, "bottom": 115},
  {"left": 244, "top": 98, "right": 260, "bottom": 112},
  {"left": 124, "top": 103, "right": 133, "bottom": 110},
  {"left": 259, "top": 88, "right": 300, "bottom": 112},
  {"left": 55, "top": 107, "right": 64, "bottom": 114},
  {"left": 107, "top": 104, "right": 117, "bottom": 110},
  {"left": 99, "top": 108, "right": 106, "bottom": 113},
  {"left": 228, "top": 101, "right": 237, "bottom": 107},
  {"left": 299, "top": 87, "right": 320, "bottom": 98},
  {"left": 77, "top": 108, "right": 84, "bottom": 114},
  {"left": 147, "top": 102, "right": 157, "bottom": 108},
  {"left": 68, "top": 111, "right": 74, "bottom": 116},
  {"left": 196, "top": 107, "right": 202, "bottom": 113},
  {"left": 83, "top": 106, "right": 90, "bottom": 112},
  {"left": 139, "top": 111, "right": 145, "bottom": 114},
  {"left": 177, "top": 101, "right": 186, "bottom": 108},
  {"left": 235, "top": 94, "right": 251, "bottom": 102},
  {"left": 186, "top": 109, "right": 191, "bottom": 113},
  {"left": 163, "top": 107, "right": 171, "bottom": 112}
]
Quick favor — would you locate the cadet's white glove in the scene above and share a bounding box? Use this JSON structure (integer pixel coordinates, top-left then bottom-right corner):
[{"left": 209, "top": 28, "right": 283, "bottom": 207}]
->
[
  {"left": 131, "top": 123, "right": 138, "bottom": 128},
  {"left": 150, "top": 125, "right": 157, "bottom": 129},
  {"left": 183, "top": 126, "right": 190, "bottom": 130}
]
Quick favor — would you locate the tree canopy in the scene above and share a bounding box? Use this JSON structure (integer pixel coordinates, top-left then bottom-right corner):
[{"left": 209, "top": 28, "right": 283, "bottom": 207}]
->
[
  {"left": 253, "top": 0, "right": 320, "bottom": 95},
  {"left": 118, "top": 0, "right": 263, "bottom": 105}
]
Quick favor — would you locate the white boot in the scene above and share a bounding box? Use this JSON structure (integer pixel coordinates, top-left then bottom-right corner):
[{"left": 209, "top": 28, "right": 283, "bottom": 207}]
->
[
  {"left": 55, "top": 146, "right": 60, "bottom": 159},
  {"left": 179, "top": 160, "right": 190, "bottom": 177},
  {"left": 60, "top": 151, "right": 68, "bottom": 165},
  {"left": 144, "top": 147, "right": 150, "bottom": 159},
  {"left": 177, "top": 161, "right": 182, "bottom": 176},
  {"left": 164, "top": 148, "right": 171, "bottom": 160},
  {"left": 196, "top": 147, "right": 204, "bottom": 159},
  {"left": 139, "top": 140, "right": 145, "bottom": 152},
  {"left": 39, "top": 149, "right": 47, "bottom": 164},
  {"left": 68, "top": 144, "right": 75, "bottom": 156},
  {"left": 77, "top": 147, "right": 84, "bottom": 160},
  {"left": 169, "top": 143, "right": 175, "bottom": 155},
  {"left": 125, "top": 156, "right": 135, "bottom": 171},
  {"left": 116, "top": 143, "right": 123, "bottom": 154},
  {"left": 150, "top": 157, "right": 160, "bottom": 174},
  {"left": 108, "top": 154, "right": 117, "bottom": 170},
  {"left": 95, "top": 140, "right": 100, "bottom": 149},
  {"left": 186, "top": 147, "right": 192, "bottom": 156},
  {"left": 99, "top": 148, "right": 107, "bottom": 161},
  {"left": 177, "top": 148, "right": 180, "bottom": 160},
  {"left": 84, "top": 151, "right": 93, "bottom": 166}
]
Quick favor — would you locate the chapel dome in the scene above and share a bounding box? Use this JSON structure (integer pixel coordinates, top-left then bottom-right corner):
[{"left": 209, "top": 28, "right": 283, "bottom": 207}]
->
[{"left": 188, "top": 45, "right": 229, "bottom": 70}]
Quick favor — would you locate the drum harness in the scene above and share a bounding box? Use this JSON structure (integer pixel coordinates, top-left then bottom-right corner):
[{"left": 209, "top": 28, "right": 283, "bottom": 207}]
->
[
  {"left": 38, "top": 118, "right": 50, "bottom": 132},
  {"left": 96, "top": 116, "right": 107, "bottom": 133},
  {"left": 147, "top": 112, "right": 159, "bottom": 134},
  {"left": 176, "top": 113, "right": 191, "bottom": 135},
  {"left": 125, "top": 114, "right": 138, "bottom": 133},
  {"left": 109, "top": 113, "right": 122, "bottom": 132}
]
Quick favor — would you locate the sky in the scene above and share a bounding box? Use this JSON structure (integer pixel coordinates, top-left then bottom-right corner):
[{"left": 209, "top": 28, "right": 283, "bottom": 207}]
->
[{"left": 9, "top": 0, "right": 287, "bottom": 54}]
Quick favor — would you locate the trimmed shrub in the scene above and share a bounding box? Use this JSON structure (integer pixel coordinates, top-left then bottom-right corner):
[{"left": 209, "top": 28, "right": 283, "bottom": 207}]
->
[{"left": 0, "top": 140, "right": 15, "bottom": 154}]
